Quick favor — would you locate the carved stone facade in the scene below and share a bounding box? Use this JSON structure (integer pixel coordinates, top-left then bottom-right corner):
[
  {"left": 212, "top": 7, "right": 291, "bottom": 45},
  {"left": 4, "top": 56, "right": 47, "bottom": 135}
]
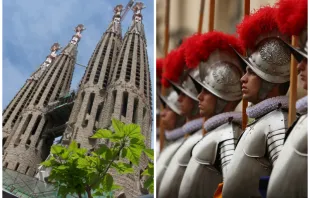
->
[{"left": 3, "top": 4, "right": 152, "bottom": 198}]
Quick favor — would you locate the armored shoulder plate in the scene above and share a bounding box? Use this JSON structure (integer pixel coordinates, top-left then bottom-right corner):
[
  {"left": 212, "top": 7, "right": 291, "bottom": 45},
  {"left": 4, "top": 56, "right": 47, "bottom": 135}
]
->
[
  {"left": 158, "top": 130, "right": 203, "bottom": 198},
  {"left": 243, "top": 109, "right": 288, "bottom": 160},
  {"left": 193, "top": 122, "right": 242, "bottom": 165},
  {"left": 267, "top": 114, "right": 307, "bottom": 198},
  {"left": 177, "top": 130, "right": 203, "bottom": 166},
  {"left": 156, "top": 138, "right": 184, "bottom": 195},
  {"left": 291, "top": 114, "right": 307, "bottom": 155}
]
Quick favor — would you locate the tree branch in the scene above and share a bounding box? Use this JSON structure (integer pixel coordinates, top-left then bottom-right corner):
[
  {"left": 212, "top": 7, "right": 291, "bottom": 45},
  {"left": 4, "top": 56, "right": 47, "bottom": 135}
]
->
[{"left": 90, "top": 142, "right": 125, "bottom": 188}]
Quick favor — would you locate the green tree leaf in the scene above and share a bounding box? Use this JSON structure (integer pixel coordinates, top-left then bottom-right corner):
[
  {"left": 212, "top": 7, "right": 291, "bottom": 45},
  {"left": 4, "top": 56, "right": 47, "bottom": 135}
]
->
[
  {"left": 91, "top": 129, "right": 113, "bottom": 139},
  {"left": 129, "top": 138, "right": 145, "bottom": 150},
  {"left": 60, "top": 150, "right": 70, "bottom": 160},
  {"left": 94, "top": 145, "right": 109, "bottom": 155},
  {"left": 125, "top": 146, "right": 142, "bottom": 165},
  {"left": 112, "top": 162, "right": 134, "bottom": 174},
  {"left": 51, "top": 145, "right": 64, "bottom": 155},
  {"left": 142, "top": 164, "right": 154, "bottom": 176},
  {"left": 40, "top": 160, "right": 52, "bottom": 167},
  {"left": 123, "top": 124, "right": 142, "bottom": 139},
  {"left": 144, "top": 176, "right": 154, "bottom": 194},
  {"left": 77, "top": 158, "right": 89, "bottom": 168},
  {"left": 68, "top": 140, "right": 78, "bottom": 152},
  {"left": 112, "top": 118, "right": 124, "bottom": 134},
  {"left": 143, "top": 149, "right": 154, "bottom": 160},
  {"left": 101, "top": 173, "right": 113, "bottom": 192}
]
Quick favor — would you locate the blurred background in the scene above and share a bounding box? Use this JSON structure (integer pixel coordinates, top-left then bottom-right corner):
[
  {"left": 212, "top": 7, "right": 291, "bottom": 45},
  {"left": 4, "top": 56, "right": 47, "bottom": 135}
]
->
[{"left": 155, "top": 0, "right": 307, "bottom": 154}]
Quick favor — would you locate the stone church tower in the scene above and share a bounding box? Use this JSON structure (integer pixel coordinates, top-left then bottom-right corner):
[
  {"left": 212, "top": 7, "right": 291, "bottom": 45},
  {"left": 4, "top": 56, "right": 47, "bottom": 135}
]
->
[
  {"left": 99, "top": 3, "right": 152, "bottom": 197},
  {"left": 3, "top": 2, "right": 152, "bottom": 197},
  {"left": 3, "top": 25, "right": 85, "bottom": 176},
  {"left": 2, "top": 43, "right": 61, "bottom": 149},
  {"left": 62, "top": 5, "right": 123, "bottom": 149},
  {"left": 101, "top": 2, "right": 152, "bottom": 145}
]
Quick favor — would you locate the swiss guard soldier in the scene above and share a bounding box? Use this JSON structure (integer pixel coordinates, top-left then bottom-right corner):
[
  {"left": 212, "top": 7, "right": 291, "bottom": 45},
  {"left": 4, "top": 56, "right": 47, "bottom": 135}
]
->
[
  {"left": 267, "top": 0, "right": 308, "bottom": 197},
  {"left": 222, "top": 6, "right": 292, "bottom": 198},
  {"left": 158, "top": 35, "right": 204, "bottom": 198},
  {"left": 178, "top": 31, "right": 245, "bottom": 198},
  {"left": 156, "top": 58, "right": 186, "bottom": 194}
]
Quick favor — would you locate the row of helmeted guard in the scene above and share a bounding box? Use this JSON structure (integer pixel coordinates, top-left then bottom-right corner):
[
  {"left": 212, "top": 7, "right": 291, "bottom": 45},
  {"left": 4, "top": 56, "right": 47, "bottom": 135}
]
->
[{"left": 156, "top": 0, "right": 307, "bottom": 197}]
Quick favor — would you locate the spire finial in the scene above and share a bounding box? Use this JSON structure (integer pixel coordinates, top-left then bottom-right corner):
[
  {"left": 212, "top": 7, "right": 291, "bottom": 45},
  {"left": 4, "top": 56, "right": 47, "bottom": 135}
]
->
[
  {"left": 114, "top": 5, "right": 123, "bottom": 16},
  {"left": 70, "top": 24, "right": 86, "bottom": 45},
  {"left": 29, "top": 42, "right": 61, "bottom": 81},
  {"left": 132, "top": 2, "right": 145, "bottom": 22}
]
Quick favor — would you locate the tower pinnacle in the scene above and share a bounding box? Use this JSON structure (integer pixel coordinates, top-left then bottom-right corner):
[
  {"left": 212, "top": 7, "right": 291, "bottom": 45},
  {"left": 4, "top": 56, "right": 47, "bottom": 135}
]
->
[
  {"left": 29, "top": 43, "right": 61, "bottom": 81},
  {"left": 3, "top": 24, "right": 84, "bottom": 176}
]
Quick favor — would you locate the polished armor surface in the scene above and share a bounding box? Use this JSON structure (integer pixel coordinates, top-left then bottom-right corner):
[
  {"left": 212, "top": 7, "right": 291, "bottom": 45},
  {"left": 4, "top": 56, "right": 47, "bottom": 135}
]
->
[
  {"left": 156, "top": 138, "right": 184, "bottom": 195},
  {"left": 179, "top": 122, "right": 242, "bottom": 198},
  {"left": 267, "top": 114, "right": 307, "bottom": 198},
  {"left": 222, "top": 109, "right": 288, "bottom": 198},
  {"left": 158, "top": 130, "right": 203, "bottom": 198},
  {"left": 198, "top": 50, "right": 243, "bottom": 101}
]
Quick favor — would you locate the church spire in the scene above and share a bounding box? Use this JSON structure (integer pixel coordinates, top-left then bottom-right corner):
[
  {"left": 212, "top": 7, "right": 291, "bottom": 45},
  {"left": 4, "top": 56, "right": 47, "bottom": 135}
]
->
[
  {"left": 126, "top": 2, "right": 146, "bottom": 41},
  {"left": 106, "top": 4, "right": 123, "bottom": 37},
  {"left": 29, "top": 43, "right": 61, "bottom": 81},
  {"left": 62, "top": 6, "right": 123, "bottom": 149},
  {"left": 3, "top": 24, "right": 85, "bottom": 176}
]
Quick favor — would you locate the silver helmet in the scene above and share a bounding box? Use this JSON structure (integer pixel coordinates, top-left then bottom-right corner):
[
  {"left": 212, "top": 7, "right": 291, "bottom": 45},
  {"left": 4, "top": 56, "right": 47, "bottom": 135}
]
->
[
  {"left": 158, "top": 90, "right": 182, "bottom": 115},
  {"left": 167, "top": 67, "right": 199, "bottom": 102},
  {"left": 190, "top": 50, "right": 243, "bottom": 102},
  {"left": 233, "top": 36, "right": 291, "bottom": 84}
]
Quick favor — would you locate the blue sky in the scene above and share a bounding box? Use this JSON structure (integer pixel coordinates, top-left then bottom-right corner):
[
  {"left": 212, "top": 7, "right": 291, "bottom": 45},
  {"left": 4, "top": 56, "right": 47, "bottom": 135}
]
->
[{"left": 3, "top": 0, "right": 154, "bottom": 109}]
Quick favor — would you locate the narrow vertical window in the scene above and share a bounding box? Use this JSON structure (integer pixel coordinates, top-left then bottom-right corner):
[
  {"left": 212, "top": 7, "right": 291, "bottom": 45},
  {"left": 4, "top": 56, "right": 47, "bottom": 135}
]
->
[
  {"left": 132, "top": 99, "right": 139, "bottom": 123},
  {"left": 121, "top": 92, "right": 128, "bottom": 117}
]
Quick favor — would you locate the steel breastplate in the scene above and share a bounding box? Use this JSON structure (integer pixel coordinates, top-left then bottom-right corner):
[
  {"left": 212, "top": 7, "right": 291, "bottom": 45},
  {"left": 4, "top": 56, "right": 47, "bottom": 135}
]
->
[
  {"left": 158, "top": 130, "right": 203, "bottom": 198},
  {"left": 156, "top": 138, "right": 184, "bottom": 195},
  {"left": 222, "top": 109, "right": 289, "bottom": 198},
  {"left": 178, "top": 122, "right": 242, "bottom": 198},
  {"left": 267, "top": 114, "right": 307, "bottom": 198}
]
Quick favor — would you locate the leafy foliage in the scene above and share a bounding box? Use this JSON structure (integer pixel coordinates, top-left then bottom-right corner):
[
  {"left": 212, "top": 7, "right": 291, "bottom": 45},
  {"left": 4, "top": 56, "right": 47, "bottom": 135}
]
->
[
  {"left": 142, "top": 149, "right": 154, "bottom": 194},
  {"left": 41, "top": 118, "right": 153, "bottom": 198}
]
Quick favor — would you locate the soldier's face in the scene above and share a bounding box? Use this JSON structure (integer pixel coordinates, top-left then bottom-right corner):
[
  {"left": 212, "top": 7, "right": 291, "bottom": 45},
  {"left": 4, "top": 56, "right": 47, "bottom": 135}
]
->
[
  {"left": 177, "top": 93, "right": 197, "bottom": 116},
  {"left": 240, "top": 66, "right": 262, "bottom": 103},
  {"left": 160, "top": 107, "right": 177, "bottom": 130},
  {"left": 197, "top": 88, "right": 217, "bottom": 118},
  {"left": 297, "top": 59, "right": 308, "bottom": 90}
]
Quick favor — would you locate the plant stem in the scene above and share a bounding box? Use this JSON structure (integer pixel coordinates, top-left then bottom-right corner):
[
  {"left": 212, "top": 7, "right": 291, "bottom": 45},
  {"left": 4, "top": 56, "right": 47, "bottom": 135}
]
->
[
  {"left": 90, "top": 143, "right": 125, "bottom": 188},
  {"left": 86, "top": 186, "right": 93, "bottom": 198}
]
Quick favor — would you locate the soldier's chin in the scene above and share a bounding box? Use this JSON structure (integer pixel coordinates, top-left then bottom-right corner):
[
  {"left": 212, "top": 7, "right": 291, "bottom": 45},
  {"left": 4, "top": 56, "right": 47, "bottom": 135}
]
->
[
  {"left": 199, "top": 109, "right": 205, "bottom": 116},
  {"left": 302, "top": 80, "right": 308, "bottom": 90},
  {"left": 242, "top": 93, "right": 250, "bottom": 100}
]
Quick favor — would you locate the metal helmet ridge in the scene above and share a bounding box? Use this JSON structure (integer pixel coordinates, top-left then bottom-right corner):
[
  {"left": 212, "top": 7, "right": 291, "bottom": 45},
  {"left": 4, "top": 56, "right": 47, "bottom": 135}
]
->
[
  {"left": 184, "top": 31, "right": 244, "bottom": 113},
  {"left": 237, "top": 6, "right": 291, "bottom": 83}
]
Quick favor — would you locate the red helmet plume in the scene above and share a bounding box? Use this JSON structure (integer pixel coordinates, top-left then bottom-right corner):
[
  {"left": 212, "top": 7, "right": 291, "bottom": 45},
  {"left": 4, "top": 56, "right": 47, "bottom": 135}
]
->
[
  {"left": 237, "top": 6, "right": 279, "bottom": 51},
  {"left": 162, "top": 48, "right": 186, "bottom": 85},
  {"left": 156, "top": 58, "right": 164, "bottom": 78},
  {"left": 184, "top": 31, "right": 244, "bottom": 68},
  {"left": 275, "top": 0, "right": 307, "bottom": 36}
]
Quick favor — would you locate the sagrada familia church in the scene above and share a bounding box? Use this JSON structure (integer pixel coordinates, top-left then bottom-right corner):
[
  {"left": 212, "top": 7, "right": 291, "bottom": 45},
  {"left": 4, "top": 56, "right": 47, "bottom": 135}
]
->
[{"left": 2, "top": 2, "right": 152, "bottom": 197}]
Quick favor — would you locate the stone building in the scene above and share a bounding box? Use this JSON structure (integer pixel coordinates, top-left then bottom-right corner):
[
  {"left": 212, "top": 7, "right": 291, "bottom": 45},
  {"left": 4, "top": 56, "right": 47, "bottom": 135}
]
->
[{"left": 3, "top": 3, "right": 152, "bottom": 198}]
